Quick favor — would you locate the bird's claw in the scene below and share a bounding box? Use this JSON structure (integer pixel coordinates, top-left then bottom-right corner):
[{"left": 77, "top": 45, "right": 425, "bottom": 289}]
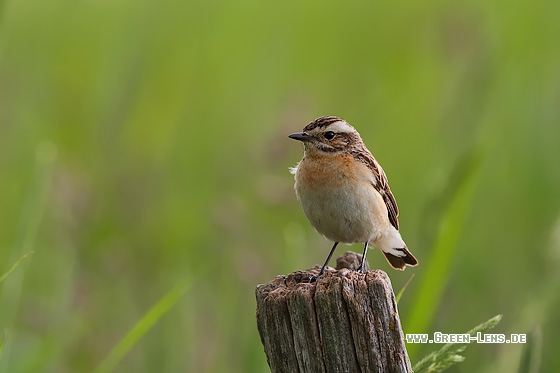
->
[{"left": 308, "top": 274, "right": 319, "bottom": 283}]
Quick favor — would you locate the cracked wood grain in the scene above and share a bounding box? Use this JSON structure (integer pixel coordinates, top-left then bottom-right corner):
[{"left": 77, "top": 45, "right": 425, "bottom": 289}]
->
[{"left": 256, "top": 251, "right": 412, "bottom": 373}]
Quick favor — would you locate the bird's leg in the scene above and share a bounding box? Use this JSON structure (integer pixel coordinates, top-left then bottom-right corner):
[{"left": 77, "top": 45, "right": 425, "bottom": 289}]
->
[
  {"left": 309, "top": 242, "right": 339, "bottom": 282},
  {"left": 357, "top": 241, "right": 369, "bottom": 272}
]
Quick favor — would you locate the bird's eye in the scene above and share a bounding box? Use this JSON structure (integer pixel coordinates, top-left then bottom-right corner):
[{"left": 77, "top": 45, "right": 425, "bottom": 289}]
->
[{"left": 324, "top": 131, "right": 335, "bottom": 140}]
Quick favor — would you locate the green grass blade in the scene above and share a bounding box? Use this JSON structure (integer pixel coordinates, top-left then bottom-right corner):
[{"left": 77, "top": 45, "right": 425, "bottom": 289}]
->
[
  {"left": 518, "top": 326, "right": 542, "bottom": 373},
  {"left": 396, "top": 273, "right": 415, "bottom": 304},
  {"left": 413, "top": 314, "right": 502, "bottom": 373},
  {"left": 0, "top": 330, "right": 7, "bottom": 358},
  {"left": 405, "top": 147, "right": 483, "bottom": 359},
  {"left": 93, "top": 278, "right": 193, "bottom": 373},
  {"left": 0, "top": 252, "right": 35, "bottom": 285},
  {"left": 0, "top": 143, "right": 56, "bottom": 367},
  {"left": 12, "top": 143, "right": 57, "bottom": 257}
]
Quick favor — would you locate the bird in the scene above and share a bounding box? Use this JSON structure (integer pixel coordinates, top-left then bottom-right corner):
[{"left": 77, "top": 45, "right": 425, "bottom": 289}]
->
[{"left": 288, "top": 116, "right": 418, "bottom": 279}]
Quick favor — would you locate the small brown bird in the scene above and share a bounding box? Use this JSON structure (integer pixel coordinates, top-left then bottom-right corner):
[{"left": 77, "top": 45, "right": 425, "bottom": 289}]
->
[{"left": 289, "top": 116, "right": 418, "bottom": 278}]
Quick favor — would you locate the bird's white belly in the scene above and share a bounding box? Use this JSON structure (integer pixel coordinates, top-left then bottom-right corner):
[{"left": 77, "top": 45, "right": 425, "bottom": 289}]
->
[{"left": 296, "top": 178, "right": 386, "bottom": 244}]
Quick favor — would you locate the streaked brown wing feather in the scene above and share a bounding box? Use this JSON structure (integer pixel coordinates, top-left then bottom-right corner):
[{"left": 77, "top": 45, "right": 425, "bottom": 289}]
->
[{"left": 352, "top": 149, "right": 400, "bottom": 230}]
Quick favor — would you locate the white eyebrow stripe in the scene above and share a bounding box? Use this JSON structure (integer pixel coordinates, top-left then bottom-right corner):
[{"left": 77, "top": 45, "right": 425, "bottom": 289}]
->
[{"left": 325, "top": 121, "right": 354, "bottom": 133}]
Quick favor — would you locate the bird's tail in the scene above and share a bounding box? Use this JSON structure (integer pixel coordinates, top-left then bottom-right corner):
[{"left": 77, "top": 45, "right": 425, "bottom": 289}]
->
[{"left": 382, "top": 246, "right": 418, "bottom": 270}]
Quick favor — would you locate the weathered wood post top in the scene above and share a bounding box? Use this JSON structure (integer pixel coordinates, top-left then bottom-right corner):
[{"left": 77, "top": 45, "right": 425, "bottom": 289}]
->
[{"left": 255, "top": 251, "right": 412, "bottom": 373}]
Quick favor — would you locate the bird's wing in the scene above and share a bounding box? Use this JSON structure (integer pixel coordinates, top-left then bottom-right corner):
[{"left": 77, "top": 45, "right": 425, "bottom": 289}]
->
[{"left": 352, "top": 149, "right": 400, "bottom": 230}]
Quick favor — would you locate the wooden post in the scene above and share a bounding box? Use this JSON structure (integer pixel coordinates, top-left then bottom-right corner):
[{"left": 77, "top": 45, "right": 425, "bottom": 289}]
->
[{"left": 255, "top": 251, "right": 412, "bottom": 373}]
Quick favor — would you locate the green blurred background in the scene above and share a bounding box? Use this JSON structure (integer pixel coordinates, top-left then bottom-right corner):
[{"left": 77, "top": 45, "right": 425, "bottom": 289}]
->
[{"left": 1, "top": 0, "right": 559, "bottom": 372}]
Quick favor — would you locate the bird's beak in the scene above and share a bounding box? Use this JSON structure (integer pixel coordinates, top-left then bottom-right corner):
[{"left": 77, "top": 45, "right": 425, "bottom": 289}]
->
[{"left": 288, "top": 132, "right": 314, "bottom": 142}]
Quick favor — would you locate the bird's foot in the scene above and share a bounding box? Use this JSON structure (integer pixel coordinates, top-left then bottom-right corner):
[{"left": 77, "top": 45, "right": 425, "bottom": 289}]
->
[{"left": 308, "top": 274, "right": 319, "bottom": 283}]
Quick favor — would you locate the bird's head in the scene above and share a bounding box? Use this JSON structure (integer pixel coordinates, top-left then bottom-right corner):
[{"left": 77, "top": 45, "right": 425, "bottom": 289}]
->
[{"left": 288, "top": 116, "right": 363, "bottom": 156}]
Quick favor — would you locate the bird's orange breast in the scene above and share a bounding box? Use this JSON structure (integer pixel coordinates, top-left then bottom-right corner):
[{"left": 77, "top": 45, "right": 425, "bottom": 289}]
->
[{"left": 296, "top": 153, "right": 369, "bottom": 189}]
